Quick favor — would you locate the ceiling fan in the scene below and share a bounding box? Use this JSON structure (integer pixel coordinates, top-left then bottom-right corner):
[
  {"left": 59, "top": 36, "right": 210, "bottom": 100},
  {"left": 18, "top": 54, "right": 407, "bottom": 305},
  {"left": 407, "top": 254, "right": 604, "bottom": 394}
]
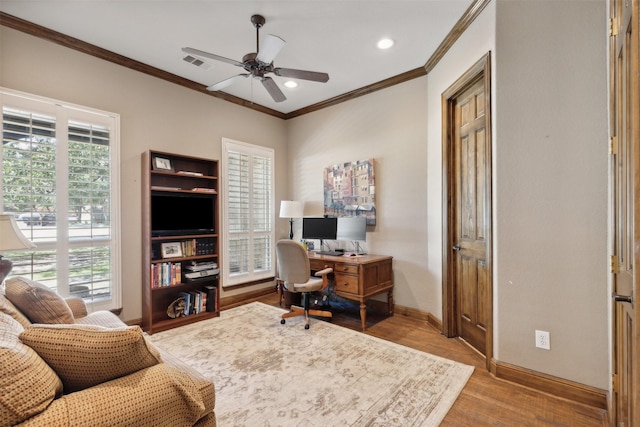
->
[{"left": 182, "top": 14, "right": 329, "bottom": 103}]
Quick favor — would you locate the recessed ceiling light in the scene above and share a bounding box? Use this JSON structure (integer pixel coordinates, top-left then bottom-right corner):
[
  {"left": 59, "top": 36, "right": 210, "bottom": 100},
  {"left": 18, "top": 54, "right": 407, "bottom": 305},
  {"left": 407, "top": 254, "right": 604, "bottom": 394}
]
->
[
  {"left": 284, "top": 81, "right": 298, "bottom": 88},
  {"left": 377, "top": 38, "right": 394, "bottom": 50}
]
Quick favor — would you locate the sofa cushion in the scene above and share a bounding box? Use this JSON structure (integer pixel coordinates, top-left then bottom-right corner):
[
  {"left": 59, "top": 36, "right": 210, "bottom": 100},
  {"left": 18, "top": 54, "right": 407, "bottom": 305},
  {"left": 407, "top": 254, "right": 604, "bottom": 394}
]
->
[
  {"left": 0, "top": 292, "right": 31, "bottom": 329},
  {"left": 5, "top": 277, "right": 74, "bottom": 324},
  {"left": 19, "top": 324, "right": 162, "bottom": 392},
  {"left": 18, "top": 364, "right": 211, "bottom": 427},
  {"left": 0, "top": 313, "right": 63, "bottom": 427}
]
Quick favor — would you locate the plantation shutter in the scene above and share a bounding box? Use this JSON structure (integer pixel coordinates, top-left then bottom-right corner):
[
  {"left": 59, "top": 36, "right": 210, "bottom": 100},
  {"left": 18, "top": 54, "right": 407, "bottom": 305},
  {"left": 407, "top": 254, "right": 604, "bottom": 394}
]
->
[
  {"left": 1, "top": 89, "right": 121, "bottom": 311},
  {"left": 222, "top": 138, "right": 274, "bottom": 286}
]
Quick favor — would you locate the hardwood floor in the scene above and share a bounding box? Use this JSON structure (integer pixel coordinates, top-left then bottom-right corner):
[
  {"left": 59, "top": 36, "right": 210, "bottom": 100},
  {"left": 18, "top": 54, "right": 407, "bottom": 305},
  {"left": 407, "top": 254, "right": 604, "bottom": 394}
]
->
[{"left": 256, "top": 292, "right": 608, "bottom": 426}]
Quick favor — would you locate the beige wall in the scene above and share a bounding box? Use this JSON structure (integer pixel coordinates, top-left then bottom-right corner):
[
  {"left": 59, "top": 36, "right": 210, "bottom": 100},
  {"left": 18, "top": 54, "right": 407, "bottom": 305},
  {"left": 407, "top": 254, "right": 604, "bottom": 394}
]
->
[
  {"left": 288, "top": 0, "right": 609, "bottom": 390},
  {"left": 494, "top": 0, "right": 608, "bottom": 389},
  {"left": 0, "top": 26, "right": 288, "bottom": 322},
  {"left": 0, "top": 0, "right": 610, "bottom": 391},
  {"left": 287, "top": 76, "right": 431, "bottom": 312}
]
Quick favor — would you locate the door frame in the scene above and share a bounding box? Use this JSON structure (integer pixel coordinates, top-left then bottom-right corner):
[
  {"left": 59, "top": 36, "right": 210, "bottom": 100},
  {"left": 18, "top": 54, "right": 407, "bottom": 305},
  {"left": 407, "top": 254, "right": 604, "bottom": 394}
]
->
[{"left": 442, "top": 52, "right": 493, "bottom": 370}]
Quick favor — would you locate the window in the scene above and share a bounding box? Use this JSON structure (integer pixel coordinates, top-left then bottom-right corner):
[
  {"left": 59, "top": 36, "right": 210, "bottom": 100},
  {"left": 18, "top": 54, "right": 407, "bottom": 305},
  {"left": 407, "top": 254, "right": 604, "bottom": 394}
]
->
[
  {"left": 1, "top": 88, "right": 121, "bottom": 311},
  {"left": 222, "top": 138, "right": 274, "bottom": 287}
]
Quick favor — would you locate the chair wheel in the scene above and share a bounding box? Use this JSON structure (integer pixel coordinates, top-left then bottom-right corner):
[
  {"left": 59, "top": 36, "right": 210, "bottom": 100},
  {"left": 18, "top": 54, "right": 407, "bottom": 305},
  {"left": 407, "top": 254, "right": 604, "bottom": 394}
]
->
[
  {"left": 281, "top": 319, "right": 286, "bottom": 324},
  {"left": 305, "top": 324, "right": 310, "bottom": 330}
]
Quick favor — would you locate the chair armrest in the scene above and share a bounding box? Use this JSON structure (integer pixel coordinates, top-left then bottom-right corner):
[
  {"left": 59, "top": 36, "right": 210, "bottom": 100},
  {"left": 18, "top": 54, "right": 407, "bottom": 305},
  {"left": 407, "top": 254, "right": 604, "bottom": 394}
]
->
[
  {"left": 65, "top": 297, "right": 88, "bottom": 318},
  {"left": 314, "top": 268, "right": 333, "bottom": 277},
  {"left": 19, "top": 364, "right": 210, "bottom": 427}
]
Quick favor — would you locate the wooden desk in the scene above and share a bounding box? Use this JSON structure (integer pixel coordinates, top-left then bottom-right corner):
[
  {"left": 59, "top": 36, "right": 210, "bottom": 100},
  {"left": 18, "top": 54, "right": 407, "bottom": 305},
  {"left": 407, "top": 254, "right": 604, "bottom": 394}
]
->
[{"left": 307, "top": 252, "right": 394, "bottom": 331}]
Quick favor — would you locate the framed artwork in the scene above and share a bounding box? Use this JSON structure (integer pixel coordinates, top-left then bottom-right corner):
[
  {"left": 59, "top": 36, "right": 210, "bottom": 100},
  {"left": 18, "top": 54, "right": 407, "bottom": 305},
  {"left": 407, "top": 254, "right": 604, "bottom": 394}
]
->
[
  {"left": 323, "top": 158, "right": 376, "bottom": 225},
  {"left": 161, "top": 242, "right": 182, "bottom": 258},
  {"left": 153, "top": 156, "right": 173, "bottom": 171}
]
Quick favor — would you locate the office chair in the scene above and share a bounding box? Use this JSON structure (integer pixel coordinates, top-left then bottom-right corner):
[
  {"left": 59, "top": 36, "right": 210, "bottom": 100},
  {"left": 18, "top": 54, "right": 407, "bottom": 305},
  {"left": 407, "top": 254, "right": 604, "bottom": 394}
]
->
[{"left": 276, "top": 240, "right": 333, "bottom": 329}]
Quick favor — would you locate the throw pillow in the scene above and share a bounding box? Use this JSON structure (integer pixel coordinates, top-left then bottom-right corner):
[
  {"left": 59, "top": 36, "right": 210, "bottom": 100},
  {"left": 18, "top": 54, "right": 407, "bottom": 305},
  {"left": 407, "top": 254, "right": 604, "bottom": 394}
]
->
[
  {"left": 0, "top": 292, "right": 32, "bottom": 329},
  {"left": 5, "top": 277, "right": 74, "bottom": 324},
  {"left": 19, "top": 324, "right": 162, "bottom": 392},
  {"left": 0, "top": 314, "right": 63, "bottom": 427}
]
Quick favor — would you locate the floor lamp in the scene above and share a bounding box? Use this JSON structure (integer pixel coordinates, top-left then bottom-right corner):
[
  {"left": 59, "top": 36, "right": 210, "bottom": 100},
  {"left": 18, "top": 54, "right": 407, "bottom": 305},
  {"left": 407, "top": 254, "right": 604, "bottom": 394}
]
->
[
  {"left": 0, "top": 214, "right": 36, "bottom": 284},
  {"left": 279, "top": 201, "right": 304, "bottom": 240}
]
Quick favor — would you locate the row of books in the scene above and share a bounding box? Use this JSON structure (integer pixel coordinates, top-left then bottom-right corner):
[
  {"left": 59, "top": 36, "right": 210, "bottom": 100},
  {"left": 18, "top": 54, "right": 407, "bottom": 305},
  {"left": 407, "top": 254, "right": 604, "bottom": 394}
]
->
[
  {"left": 178, "top": 290, "right": 206, "bottom": 316},
  {"left": 181, "top": 238, "right": 216, "bottom": 257},
  {"left": 151, "top": 262, "right": 181, "bottom": 288}
]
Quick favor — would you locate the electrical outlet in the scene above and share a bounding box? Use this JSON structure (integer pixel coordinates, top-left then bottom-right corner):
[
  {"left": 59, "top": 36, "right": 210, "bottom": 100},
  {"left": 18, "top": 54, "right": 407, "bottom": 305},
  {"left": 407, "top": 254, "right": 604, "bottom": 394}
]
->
[{"left": 535, "top": 330, "right": 550, "bottom": 350}]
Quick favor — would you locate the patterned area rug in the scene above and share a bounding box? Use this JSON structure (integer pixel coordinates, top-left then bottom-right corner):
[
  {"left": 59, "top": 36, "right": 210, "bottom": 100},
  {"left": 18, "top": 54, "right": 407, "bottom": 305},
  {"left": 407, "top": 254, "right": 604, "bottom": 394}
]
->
[{"left": 148, "top": 302, "right": 473, "bottom": 426}]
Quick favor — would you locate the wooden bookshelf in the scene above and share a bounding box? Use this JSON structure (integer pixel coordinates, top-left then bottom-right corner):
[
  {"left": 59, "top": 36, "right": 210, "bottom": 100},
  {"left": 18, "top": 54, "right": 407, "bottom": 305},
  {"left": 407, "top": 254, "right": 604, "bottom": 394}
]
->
[{"left": 141, "top": 150, "right": 220, "bottom": 334}]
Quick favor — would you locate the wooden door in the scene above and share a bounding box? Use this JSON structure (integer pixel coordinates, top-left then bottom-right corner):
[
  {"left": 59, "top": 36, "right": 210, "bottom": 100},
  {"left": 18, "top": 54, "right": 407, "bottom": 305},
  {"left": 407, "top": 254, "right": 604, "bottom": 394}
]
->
[
  {"left": 453, "top": 77, "right": 489, "bottom": 354},
  {"left": 610, "top": 0, "right": 639, "bottom": 425},
  {"left": 443, "top": 53, "right": 492, "bottom": 365}
]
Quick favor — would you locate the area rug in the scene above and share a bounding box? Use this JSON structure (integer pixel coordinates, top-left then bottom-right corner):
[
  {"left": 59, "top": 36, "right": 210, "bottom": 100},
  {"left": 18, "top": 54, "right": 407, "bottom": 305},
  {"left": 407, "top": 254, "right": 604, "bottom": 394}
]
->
[{"left": 147, "top": 302, "right": 474, "bottom": 426}]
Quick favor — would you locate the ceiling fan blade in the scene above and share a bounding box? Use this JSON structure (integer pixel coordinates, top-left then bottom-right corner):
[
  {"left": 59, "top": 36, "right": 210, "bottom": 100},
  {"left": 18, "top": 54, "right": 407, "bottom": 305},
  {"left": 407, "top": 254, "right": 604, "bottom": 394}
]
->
[
  {"left": 256, "top": 34, "right": 286, "bottom": 65},
  {"left": 207, "top": 74, "right": 250, "bottom": 91},
  {"left": 261, "top": 77, "right": 286, "bottom": 102},
  {"left": 182, "top": 47, "right": 244, "bottom": 67},
  {"left": 273, "top": 68, "right": 330, "bottom": 83}
]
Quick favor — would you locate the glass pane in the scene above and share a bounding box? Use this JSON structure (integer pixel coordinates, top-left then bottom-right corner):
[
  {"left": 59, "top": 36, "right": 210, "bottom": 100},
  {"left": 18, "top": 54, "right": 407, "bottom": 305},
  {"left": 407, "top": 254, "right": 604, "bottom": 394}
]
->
[
  {"left": 68, "top": 246, "right": 111, "bottom": 300},
  {"left": 68, "top": 121, "right": 111, "bottom": 239},
  {"left": 253, "top": 234, "right": 272, "bottom": 273},
  {"left": 228, "top": 237, "right": 249, "bottom": 275},
  {"left": 2, "top": 108, "right": 57, "bottom": 243}
]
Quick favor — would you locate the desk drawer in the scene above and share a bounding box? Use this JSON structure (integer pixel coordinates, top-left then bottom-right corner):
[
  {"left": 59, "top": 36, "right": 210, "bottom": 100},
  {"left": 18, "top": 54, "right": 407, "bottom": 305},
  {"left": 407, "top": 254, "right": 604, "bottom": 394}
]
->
[
  {"left": 335, "top": 264, "right": 358, "bottom": 275},
  {"left": 335, "top": 273, "right": 359, "bottom": 294},
  {"left": 310, "top": 259, "right": 333, "bottom": 271}
]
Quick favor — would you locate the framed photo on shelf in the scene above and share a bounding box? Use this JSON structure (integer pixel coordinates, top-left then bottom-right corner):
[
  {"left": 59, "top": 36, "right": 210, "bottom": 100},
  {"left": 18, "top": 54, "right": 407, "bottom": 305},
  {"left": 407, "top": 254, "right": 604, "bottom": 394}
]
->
[
  {"left": 161, "top": 242, "right": 182, "bottom": 258},
  {"left": 152, "top": 156, "right": 173, "bottom": 171}
]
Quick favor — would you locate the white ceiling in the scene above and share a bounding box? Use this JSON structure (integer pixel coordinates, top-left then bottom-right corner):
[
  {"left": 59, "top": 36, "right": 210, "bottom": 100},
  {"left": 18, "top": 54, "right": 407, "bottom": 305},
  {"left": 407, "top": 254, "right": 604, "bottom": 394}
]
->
[{"left": 0, "top": 1, "right": 474, "bottom": 115}]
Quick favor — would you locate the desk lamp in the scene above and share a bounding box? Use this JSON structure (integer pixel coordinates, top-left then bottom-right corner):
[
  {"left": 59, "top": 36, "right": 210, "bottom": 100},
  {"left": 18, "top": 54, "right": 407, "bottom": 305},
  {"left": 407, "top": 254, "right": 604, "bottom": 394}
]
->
[
  {"left": 0, "top": 214, "right": 36, "bottom": 284},
  {"left": 279, "top": 201, "right": 304, "bottom": 240}
]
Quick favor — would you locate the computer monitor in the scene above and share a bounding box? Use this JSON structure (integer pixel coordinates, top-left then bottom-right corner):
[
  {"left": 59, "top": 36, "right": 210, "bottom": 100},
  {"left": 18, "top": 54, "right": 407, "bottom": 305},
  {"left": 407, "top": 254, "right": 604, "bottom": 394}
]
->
[
  {"left": 302, "top": 217, "right": 338, "bottom": 240},
  {"left": 336, "top": 216, "right": 367, "bottom": 242}
]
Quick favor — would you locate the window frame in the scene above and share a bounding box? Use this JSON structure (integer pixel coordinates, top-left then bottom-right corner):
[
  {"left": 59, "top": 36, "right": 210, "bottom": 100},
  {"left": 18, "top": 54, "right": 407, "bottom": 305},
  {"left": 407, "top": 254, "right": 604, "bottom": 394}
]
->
[
  {"left": 221, "top": 137, "right": 275, "bottom": 287},
  {"left": 0, "top": 87, "right": 121, "bottom": 311}
]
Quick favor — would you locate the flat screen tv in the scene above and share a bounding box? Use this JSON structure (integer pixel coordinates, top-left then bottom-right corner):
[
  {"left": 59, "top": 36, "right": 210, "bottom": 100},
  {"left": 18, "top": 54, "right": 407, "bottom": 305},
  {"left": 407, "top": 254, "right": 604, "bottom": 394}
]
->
[
  {"left": 302, "top": 217, "right": 338, "bottom": 240},
  {"left": 151, "top": 192, "right": 215, "bottom": 236}
]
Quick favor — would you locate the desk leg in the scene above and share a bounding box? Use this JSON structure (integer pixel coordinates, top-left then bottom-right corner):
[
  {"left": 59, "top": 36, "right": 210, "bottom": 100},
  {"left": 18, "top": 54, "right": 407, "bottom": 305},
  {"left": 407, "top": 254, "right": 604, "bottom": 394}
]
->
[
  {"left": 388, "top": 289, "right": 394, "bottom": 315},
  {"left": 360, "top": 303, "right": 367, "bottom": 332}
]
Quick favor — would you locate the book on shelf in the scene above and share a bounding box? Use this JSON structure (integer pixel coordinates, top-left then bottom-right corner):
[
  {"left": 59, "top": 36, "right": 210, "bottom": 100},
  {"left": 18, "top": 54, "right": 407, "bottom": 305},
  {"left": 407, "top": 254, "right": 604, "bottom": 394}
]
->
[
  {"left": 177, "top": 170, "right": 204, "bottom": 176},
  {"left": 177, "top": 292, "right": 191, "bottom": 317},
  {"left": 150, "top": 262, "right": 182, "bottom": 288},
  {"left": 177, "top": 290, "right": 208, "bottom": 315},
  {"left": 179, "top": 239, "right": 216, "bottom": 257}
]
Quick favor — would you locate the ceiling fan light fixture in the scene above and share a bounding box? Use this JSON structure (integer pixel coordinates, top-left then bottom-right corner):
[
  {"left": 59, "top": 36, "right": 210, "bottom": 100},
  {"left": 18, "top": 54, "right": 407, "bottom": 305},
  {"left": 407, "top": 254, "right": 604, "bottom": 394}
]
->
[
  {"left": 284, "top": 81, "right": 298, "bottom": 88},
  {"left": 377, "top": 38, "right": 395, "bottom": 50}
]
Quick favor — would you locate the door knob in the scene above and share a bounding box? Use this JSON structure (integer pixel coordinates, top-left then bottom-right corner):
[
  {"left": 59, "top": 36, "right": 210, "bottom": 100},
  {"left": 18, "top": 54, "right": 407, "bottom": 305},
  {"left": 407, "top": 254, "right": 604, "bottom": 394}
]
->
[
  {"left": 612, "top": 292, "right": 633, "bottom": 305},
  {"left": 452, "top": 245, "right": 461, "bottom": 251}
]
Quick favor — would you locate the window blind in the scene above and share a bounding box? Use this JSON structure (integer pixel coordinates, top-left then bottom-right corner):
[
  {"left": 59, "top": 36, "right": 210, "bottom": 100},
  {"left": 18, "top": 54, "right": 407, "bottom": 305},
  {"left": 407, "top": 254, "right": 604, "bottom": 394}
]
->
[
  {"left": 1, "top": 89, "right": 120, "bottom": 310},
  {"left": 222, "top": 138, "right": 274, "bottom": 286}
]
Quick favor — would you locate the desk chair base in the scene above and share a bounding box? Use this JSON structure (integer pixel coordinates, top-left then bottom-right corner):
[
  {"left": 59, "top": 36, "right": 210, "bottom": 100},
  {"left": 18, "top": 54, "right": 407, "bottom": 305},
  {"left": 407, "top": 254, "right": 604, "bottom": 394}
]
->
[{"left": 281, "top": 303, "right": 332, "bottom": 330}]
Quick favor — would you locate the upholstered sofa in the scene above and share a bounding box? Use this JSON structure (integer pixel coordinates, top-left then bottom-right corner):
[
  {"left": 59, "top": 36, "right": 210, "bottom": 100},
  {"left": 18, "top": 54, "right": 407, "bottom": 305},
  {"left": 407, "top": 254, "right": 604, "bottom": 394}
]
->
[{"left": 0, "top": 276, "right": 216, "bottom": 427}]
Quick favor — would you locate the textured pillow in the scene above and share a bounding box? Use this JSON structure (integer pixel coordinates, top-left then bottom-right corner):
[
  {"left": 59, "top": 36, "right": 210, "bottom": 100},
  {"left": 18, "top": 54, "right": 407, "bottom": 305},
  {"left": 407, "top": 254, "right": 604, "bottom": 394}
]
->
[
  {"left": 0, "top": 314, "right": 63, "bottom": 427},
  {"left": 0, "top": 292, "right": 32, "bottom": 329},
  {"left": 19, "top": 324, "right": 162, "bottom": 392},
  {"left": 5, "top": 277, "right": 74, "bottom": 324}
]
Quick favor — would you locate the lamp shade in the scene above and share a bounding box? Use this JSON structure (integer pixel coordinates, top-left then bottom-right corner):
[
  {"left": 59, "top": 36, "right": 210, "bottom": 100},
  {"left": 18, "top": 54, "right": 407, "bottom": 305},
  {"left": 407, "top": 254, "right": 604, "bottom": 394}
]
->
[
  {"left": 0, "top": 214, "right": 36, "bottom": 252},
  {"left": 279, "top": 201, "right": 304, "bottom": 218}
]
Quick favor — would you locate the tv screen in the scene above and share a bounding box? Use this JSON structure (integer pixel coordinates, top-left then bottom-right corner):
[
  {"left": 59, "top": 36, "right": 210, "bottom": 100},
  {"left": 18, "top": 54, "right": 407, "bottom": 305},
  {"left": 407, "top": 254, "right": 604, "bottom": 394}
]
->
[
  {"left": 337, "top": 216, "right": 367, "bottom": 242},
  {"left": 302, "top": 217, "right": 338, "bottom": 240},
  {"left": 152, "top": 192, "right": 215, "bottom": 236}
]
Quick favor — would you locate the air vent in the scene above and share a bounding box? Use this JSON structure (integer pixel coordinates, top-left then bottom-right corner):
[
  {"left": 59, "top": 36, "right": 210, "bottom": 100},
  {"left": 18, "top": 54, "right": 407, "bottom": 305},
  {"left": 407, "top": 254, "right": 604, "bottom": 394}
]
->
[{"left": 182, "top": 55, "right": 212, "bottom": 70}]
